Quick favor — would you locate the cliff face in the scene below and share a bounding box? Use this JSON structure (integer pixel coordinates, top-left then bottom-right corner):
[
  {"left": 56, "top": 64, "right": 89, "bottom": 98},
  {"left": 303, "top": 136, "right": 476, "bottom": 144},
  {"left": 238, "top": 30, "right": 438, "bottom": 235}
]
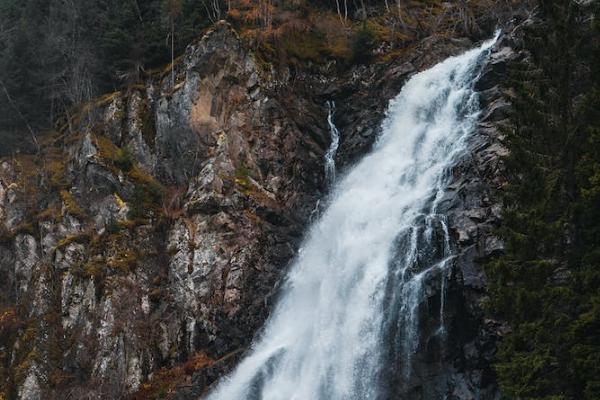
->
[
  {"left": 0, "top": 10, "right": 530, "bottom": 400},
  {"left": 0, "top": 22, "right": 328, "bottom": 399},
  {"left": 306, "top": 21, "right": 528, "bottom": 400},
  {"left": 388, "top": 24, "right": 528, "bottom": 399}
]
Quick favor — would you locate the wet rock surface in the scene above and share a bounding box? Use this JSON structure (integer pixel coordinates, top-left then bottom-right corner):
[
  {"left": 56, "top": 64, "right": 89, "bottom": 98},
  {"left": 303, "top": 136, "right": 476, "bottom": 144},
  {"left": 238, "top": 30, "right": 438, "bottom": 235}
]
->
[{"left": 382, "top": 19, "right": 532, "bottom": 400}]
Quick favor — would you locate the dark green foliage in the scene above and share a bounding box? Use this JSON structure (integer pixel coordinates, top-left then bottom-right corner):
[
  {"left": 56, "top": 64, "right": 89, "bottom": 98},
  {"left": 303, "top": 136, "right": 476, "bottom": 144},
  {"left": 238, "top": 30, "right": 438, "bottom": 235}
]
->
[
  {"left": 0, "top": 0, "right": 220, "bottom": 155},
  {"left": 352, "top": 23, "right": 376, "bottom": 64},
  {"left": 128, "top": 181, "right": 165, "bottom": 220},
  {"left": 114, "top": 148, "right": 135, "bottom": 172},
  {"left": 105, "top": 219, "right": 122, "bottom": 235},
  {"left": 486, "top": 1, "right": 600, "bottom": 399},
  {"left": 0, "top": 0, "right": 51, "bottom": 153}
]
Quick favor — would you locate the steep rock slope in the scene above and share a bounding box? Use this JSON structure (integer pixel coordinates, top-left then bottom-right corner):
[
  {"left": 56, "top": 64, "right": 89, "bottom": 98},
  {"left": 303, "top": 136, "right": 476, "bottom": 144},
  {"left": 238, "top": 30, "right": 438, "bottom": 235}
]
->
[
  {"left": 0, "top": 7, "right": 532, "bottom": 399},
  {"left": 0, "top": 22, "right": 327, "bottom": 400},
  {"left": 391, "top": 23, "right": 528, "bottom": 399},
  {"left": 183, "top": 14, "right": 531, "bottom": 400}
]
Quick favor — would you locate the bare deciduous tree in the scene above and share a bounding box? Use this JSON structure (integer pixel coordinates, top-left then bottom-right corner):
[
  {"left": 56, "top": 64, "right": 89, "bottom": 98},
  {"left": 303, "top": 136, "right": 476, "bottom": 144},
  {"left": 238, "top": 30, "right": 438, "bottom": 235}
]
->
[
  {"left": 0, "top": 79, "right": 39, "bottom": 153},
  {"left": 164, "top": 0, "right": 183, "bottom": 88},
  {"left": 335, "top": 0, "right": 345, "bottom": 24},
  {"left": 397, "top": 0, "right": 406, "bottom": 29},
  {"left": 44, "top": 0, "right": 98, "bottom": 124},
  {"left": 202, "top": 0, "right": 222, "bottom": 23}
]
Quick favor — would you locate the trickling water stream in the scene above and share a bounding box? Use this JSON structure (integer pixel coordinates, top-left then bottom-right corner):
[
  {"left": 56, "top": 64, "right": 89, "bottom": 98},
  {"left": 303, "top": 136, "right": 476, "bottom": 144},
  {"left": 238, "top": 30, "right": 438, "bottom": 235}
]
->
[
  {"left": 208, "top": 33, "right": 498, "bottom": 400},
  {"left": 325, "top": 100, "right": 341, "bottom": 185},
  {"left": 309, "top": 101, "right": 341, "bottom": 223}
]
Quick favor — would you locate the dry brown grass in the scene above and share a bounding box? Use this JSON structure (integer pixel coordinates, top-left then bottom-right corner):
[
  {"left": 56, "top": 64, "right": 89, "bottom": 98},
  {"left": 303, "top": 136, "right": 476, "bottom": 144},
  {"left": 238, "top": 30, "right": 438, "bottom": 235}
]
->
[{"left": 131, "top": 352, "right": 214, "bottom": 400}]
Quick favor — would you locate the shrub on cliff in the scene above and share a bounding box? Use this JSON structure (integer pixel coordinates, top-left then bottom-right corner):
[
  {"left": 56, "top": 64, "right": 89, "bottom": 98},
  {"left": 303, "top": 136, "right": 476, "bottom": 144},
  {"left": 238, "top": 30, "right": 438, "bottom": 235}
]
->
[{"left": 352, "top": 23, "right": 376, "bottom": 64}]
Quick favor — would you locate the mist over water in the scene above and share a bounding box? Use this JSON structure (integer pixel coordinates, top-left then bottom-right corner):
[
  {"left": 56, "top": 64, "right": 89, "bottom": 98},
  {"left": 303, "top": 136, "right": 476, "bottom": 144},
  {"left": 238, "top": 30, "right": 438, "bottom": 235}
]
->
[{"left": 207, "top": 33, "right": 498, "bottom": 400}]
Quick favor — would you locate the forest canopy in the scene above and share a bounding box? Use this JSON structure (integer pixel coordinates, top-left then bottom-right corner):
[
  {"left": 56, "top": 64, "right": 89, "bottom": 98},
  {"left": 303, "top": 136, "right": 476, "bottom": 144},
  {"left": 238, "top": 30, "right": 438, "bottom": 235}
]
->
[{"left": 0, "top": 0, "right": 222, "bottom": 154}]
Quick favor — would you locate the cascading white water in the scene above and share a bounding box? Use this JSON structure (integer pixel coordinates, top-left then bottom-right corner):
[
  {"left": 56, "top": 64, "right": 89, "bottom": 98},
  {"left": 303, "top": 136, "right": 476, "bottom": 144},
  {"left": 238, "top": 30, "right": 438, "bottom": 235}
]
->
[
  {"left": 207, "top": 33, "right": 498, "bottom": 400},
  {"left": 325, "top": 100, "right": 341, "bottom": 185},
  {"left": 309, "top": 101, "right": 341, "bottom": 223}
]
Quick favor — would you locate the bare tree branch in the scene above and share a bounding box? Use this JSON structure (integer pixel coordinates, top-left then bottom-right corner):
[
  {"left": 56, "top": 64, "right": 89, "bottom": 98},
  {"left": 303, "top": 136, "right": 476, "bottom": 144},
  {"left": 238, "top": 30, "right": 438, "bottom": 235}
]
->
[{"left": 0, "top": 79, "right": 40, "bottom": 153}]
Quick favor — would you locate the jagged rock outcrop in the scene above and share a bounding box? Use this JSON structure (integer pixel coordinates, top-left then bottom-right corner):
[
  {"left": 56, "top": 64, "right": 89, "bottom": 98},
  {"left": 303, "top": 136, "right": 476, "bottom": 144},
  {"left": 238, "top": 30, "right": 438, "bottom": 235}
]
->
[
  {"left": 373, "top": 19, "right": 532, "bottom": 400},
  {"left": 260, "top": 13, "right": 529, "bottom": 400},
  {"left": 0, "top": 6, "right": 532, "bottom": 399},
  {"left": 0, "top": 22, "right": 328, "bottom": 399}
]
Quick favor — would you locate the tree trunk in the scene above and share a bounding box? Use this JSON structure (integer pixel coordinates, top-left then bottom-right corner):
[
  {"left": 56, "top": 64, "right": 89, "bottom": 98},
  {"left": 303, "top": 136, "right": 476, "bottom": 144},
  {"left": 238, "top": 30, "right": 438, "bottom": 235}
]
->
[
  {"left": 0, "top": 79, "right": 39, "bottom": 153},
  {"left": 344, "top": 0, "right": 348, "bottom": 22},
  {"left": 335, "top": 0, "right": 344, "bottom": 24},
  {"left": 397, "top": 0, "right": 406, "bottom": 30},
  {"left": 171, "top": 19, "right": 175, "bottom": 88}
]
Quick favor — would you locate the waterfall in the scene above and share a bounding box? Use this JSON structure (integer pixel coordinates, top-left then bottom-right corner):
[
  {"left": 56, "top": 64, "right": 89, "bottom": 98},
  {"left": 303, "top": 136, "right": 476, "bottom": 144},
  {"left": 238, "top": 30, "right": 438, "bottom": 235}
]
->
[
  {"left": 207, "top": 33, "right": 498, "bottom": 400},
  {"left": 325, "top": 100, "right": 341, "bottom": 185}
]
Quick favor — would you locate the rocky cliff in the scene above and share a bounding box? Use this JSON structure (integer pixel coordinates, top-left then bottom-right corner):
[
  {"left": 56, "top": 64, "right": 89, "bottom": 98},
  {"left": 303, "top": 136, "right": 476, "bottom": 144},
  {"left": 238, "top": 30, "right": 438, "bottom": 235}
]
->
[
  {"left": 0, "top": 22, "right": 329, "bottom": 399},
  {"left": 0, "top": 6, "right": 532, "bottom": 399},
  {"left": 387, "top": 21, "right": 530, "bottom": 399},
  {"left": 297, "top": 17, "right": 530, "bottom": 400}
]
